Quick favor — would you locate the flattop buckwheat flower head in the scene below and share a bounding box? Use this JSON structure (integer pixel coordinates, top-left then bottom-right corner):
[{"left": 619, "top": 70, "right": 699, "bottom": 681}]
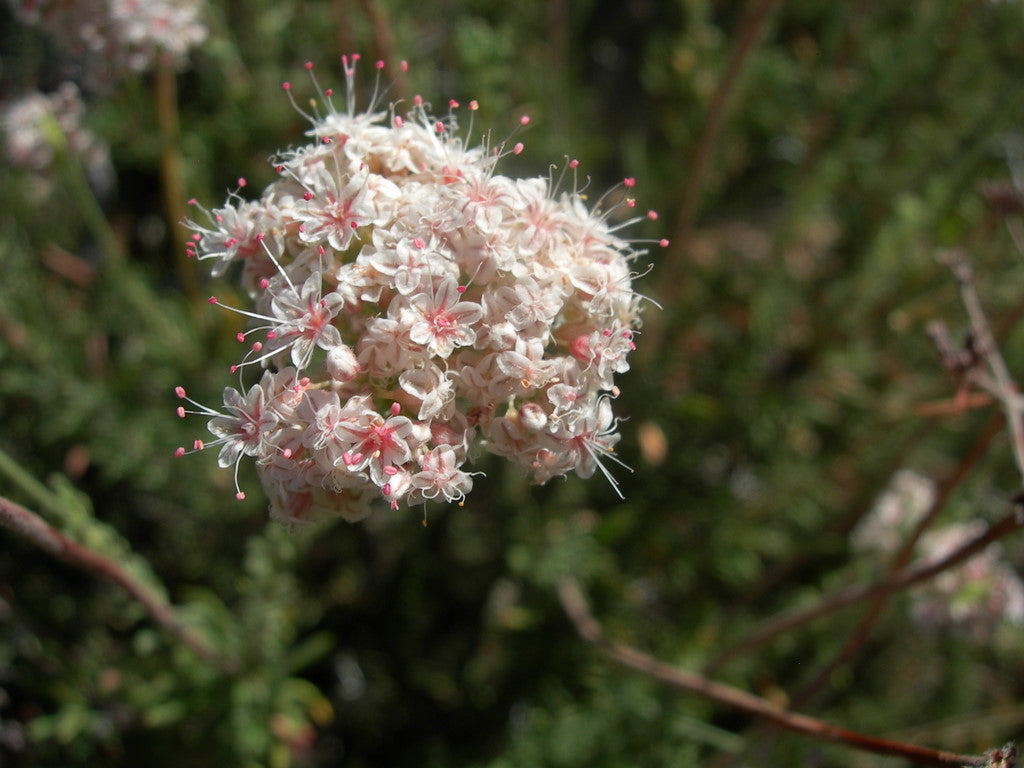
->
[{"left": 176, "top": 55, "right": 668, "bottom": 525}]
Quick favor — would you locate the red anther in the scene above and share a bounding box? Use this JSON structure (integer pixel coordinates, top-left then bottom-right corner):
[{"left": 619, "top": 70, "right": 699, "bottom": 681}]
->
[
  {"left": 298, "top": 377, "right": 310, "bottom": 387},
  {"left": 351, "top": 53, "right": 360, "bottom": 61},
  {"left": 381, "top": 483, "right": 392, "bottom": 496},
  {"left": 259, "top": 278, "right": 269, "bottom": 289},
  {"left": 414, "top": 94, "right": 423, "bottom": 107},
  {"left": 659, "top": 239, "right": 670, "bottom": 248},
  {"left": 325, "top": 88, "right": 333, "bottom": 97},
  {"left": 303, "top": 191, "right": 312, "bottom": 201},
  {"left": 208, "top": 296, "right": 218, "bottom": 304},
  {"left": 236, "top": 332, "right": 245, "bottom": 342},
  {"left": 235, "top": 492, "right": 246, "bottom": 500},
  {"left": 215, "top": 213, "right": 223, "bottom": 222},
  {"left": 283, "top": 448, "right": 293, "bottom": 458},
  {"left": 394, "top": 116, "right": 403, "bottom": 128},
  {"left": 390, "top": 402, "right": 401, "bottom": 416},
  {"left": 623, "top": 177, "right": 636, "bottom": 188},
  {"left": 384, "top": 464, "right": 398, "bottom": 476},
  {"left": 647, "top": 210, "right": 658, "bottom": 220},
  {"left": 304, "top": 61, "right": 313, "bottom": 70},
  {"left": 176, "top": 406, "right": 185, "bottom": 418},
  {"left": 412, "top": 237, "right": 424, "bottom": 249},
  {"left": 275, "top": 164, "right": 284, "bottom": 174},
  {"left": 350, "top": 221, "right": 358, "bottom": 229},
  {"left": 282, "top": 81, "right": 291, "bottom": 91},
  {"left": 194, "top": 439, "right": 205, "bottom": 450},
  {"left": 266, "top": 330, "right": 277, "bottom": 340},
  {"left": 229, "top": 365, "right": 238, "bottom": 374},
  {"left": 187, "top": 197, "right": 197, "bottom": 205},
  {"left": 469, "top": 100, "right": 479, "bottom": 111},
  {"left": 174, "top": 447, "right": 185, "bottom": 457},
  {"left": 569, "top": 159, "right": 579, "bottom": 168},
  {"left": 375, "top": 59, "right": 384, "bottom": 70},
  {"left": 184, "top": 251, "right": 194, "bottom": 259},
  {"left": 519, "top": 115, "right": 530, "bottom": 126},
  {"left": 513, "top": 142, "right": 524, "bottom": 155},
  {"left": 298, "top": 223, "right": 306, "bottom": 232},
  {"left": 321, "top": 136, "right": 331, "bottom": 144},
  {"left": 626, "top": 198, "right": 636, "bottom": 208},
  {"left": 252, "top": 342, "right": 263, "bottom": 352},
  {"left": 238, "top": 177, "right": 246, "bottom": 188},
  {"left": 191, "top": 233, "right": 201, "bottom": 241},
  {"left": 449, "top": 99, "right": 459, "bottom": 108},
  {"left": 256, "top": 233, "right": 265, "bottom": 241},
  {"left": 318, "top": 246, "right": 325, "bottom": 255},
  {"left": 456, "top": 285, "right": 467, "bottom": 294},
  {"left": 434, "top": 121, "right": 444, "bottom": 133},
  {"left": 175, "top": 386, "right": 187, "bottom": 398},
  {"left": 602, "top": 328, "right": 612, "bottom": 337}
]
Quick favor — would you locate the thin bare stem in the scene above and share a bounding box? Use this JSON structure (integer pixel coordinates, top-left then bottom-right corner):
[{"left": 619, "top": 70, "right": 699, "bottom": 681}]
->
[
  {"left": 356, "top": 0, "right": 404, "bottom": 101},
  {"left": 707, "top": 503, "right": 1024, "bottom": 670},
  {"left": 154, "top": 57, "right": 198, "bottom": 303},
  {"left": 942, "top": 250, "right": 1024, "bottom": 485},
  {"left": 667, "top": 0, "right": 780, "bottom": 281},
  {"left": 558, "top": 577, "right": 990, "bottom": 767},
  {"left": 0, "top": 495, "right": 236, "bottom": 672},
  {"left": 790, "top": 411, "right": 1002, "bottom": 706}
]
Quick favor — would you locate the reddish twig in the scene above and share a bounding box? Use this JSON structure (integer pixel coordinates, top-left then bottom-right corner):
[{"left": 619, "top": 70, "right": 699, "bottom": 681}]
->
[
  {"left": 707, "top": 504, "right": 1024, "bottom": 670},
  {"left": 667, "top": 0, "right": 780, "bottom": 281},
  {"left": 154, "top": 57, "right": 198, "bottom": 303},
  {"left": 558, "top": 577, "right": 991, "bottom": 767},
  {"left": 356, "top": 0, "right": 404, "bottom": 100},
  {"left": 790, "top": 411, "right": 1003, "bottom": 706},
  {"left": 0, "top": 495, "right": 235, "bottom": 671},
  {"left": 941, "top": 250, "right": 1024, "bottom": 485}
]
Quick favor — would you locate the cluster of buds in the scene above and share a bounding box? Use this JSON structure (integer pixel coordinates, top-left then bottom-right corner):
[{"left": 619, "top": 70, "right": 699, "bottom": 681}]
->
[
  {"left": 176, "top": 56, "right": 666, "bottom": 524},
  {"left": 9, "top": 0, "right": 207, "bottom": 83}
]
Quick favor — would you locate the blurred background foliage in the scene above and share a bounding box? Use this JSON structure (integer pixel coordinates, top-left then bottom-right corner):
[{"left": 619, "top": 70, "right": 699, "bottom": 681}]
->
[{"left": 2, "top": 0, "right": 1024, "bottom": 766}]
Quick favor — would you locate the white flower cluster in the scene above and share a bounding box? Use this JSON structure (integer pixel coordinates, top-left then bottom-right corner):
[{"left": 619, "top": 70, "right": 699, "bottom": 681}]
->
[
  {"left": 2, "top": 82, "right": 113, "bottom": 195},
  {"left": 855, "top": 470, "right": 1024, "bottom": 634},
  {"left": 10, "top": 0, "right": 206, "bottom": 82},
  {"left": 176, "top": 57, "right": 665, "bottom": 525},
  {"left": 910, "top": 522, "right": 1024, "bottom": 634}
]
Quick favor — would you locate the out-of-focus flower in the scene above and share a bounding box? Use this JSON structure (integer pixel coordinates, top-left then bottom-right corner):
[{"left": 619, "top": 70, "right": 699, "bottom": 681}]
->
[
  {"left": 854, "top": 470, "right": 1024, "bottom": 633},
  {"left": 176, "top": 56, "right": 667, "bottom": 524},
  {"left": 852, "top": 469, "right": 937, "bottom": 554},
  {"left": 1, "top": 82, "right": 113, "bottom": 196},
  {"left": 8, "top": 0, "right": 207, "bottom": 84},
  {"left": 910, "top": 522, "right": 1024, "bottom": 633}
]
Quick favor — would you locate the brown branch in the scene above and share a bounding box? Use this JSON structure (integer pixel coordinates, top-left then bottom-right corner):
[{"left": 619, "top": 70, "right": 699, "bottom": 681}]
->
[
  {"left": 790, "top": 411, "right": 1002, "bottom": 706},
  {"left": 942, "top": 250, "right": 1024, "bottom": 485},
  {"left": 356, "top": 0, "right": 404, "bottom": 101},
  {"left": 0, "top": 495, "right": 235, "bottom": 671},
  {"left": 707, "top": 505, "right": 1024, "bottom": 670},
  {"left": 667, "top": 0, "right": 780, "bottom": 281},
  {"left": 558, "top": 577, "right": 990, "bottom": 767},
  {"left": 154, "top": 58, "right": 198, "bottom": 303}
]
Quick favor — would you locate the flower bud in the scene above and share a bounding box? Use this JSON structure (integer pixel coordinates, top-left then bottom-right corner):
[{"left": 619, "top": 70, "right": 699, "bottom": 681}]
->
[{"left": 326, "top": 344, "right": 360, "bottom": 382}]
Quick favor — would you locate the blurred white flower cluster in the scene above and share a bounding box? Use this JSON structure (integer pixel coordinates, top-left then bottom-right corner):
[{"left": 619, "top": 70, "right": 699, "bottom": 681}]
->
[
  {"left": 910, "top": 521, "right": 1024, "bottom": 634},
  {"left": 176, "top": 57, "right": 665, "bottom": 525},
  {"left": 854, "top": 469, "right": 1024, "bottom": 634},
  {"left": 1, "top": 81, "right": 113, "bottom": 196},
  {"left": 9, "top": 0, "right": 206, "bottom": 82}
]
